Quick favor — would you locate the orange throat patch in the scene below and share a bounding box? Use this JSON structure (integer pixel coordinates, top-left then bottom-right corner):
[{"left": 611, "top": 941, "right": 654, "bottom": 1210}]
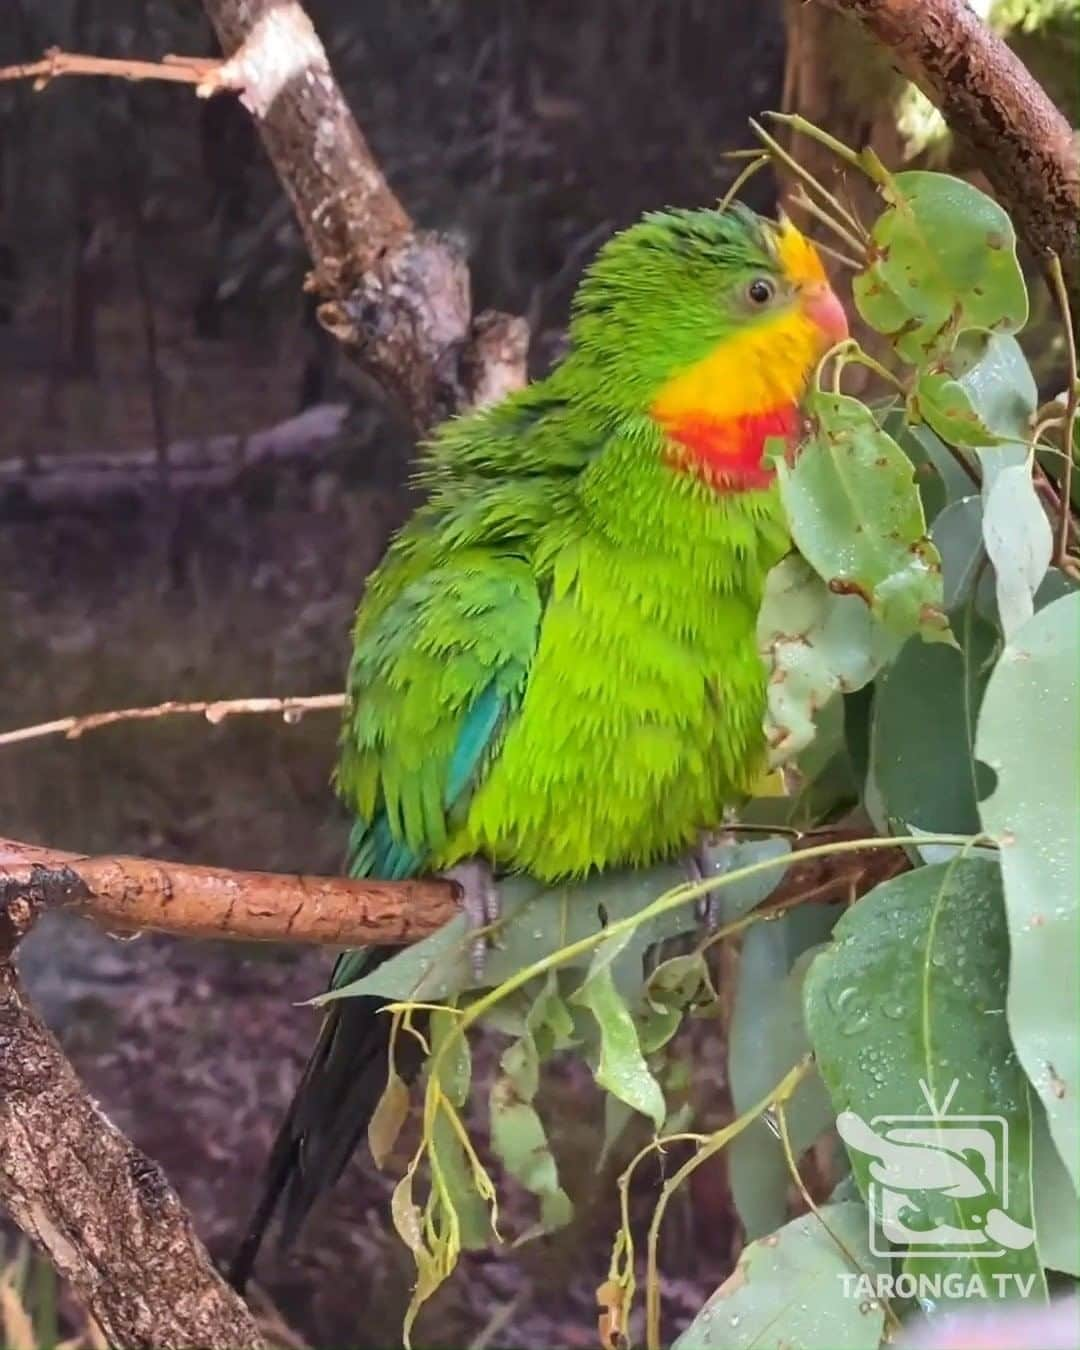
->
[
  {"left": 649, "top": 293, "right": 829, "bottom": 493},
  {"left": 656, "top": 406, "right": 800, "bottom": 491}
]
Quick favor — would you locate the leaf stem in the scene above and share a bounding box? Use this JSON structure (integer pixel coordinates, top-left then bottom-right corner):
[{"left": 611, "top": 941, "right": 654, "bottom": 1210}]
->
[
  {"left": 776, "top": 1102, "right": 901, "bottom": 1333},
  {"left": 748, "top": 119, "right": 866, "bottom": 248},
  {"left": 643, "top": 1060, "right": 813, "bottom": 1350},
  {"left": 718, "top": 154, "right": 771, "bottom": 213},
  {"left": 789, "top": 185, "right": 867, "bottom": 261}
]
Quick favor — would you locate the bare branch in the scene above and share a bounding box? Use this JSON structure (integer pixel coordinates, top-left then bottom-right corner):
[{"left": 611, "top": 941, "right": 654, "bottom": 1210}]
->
[
  {"left": 201, "top": 0, "right": 529, "bottom": 429},
  {"left": 0, "top": 837, "right": 458, "bottom": 950},
  {"left": 815, "top": 0, "right": 1080, "bottom": 310},
  {"left": 0, "top": 964, "right": 266, "bottom": 1349},
  {"left": 0, "top": 692, "right": 345, "bottom": 748}
]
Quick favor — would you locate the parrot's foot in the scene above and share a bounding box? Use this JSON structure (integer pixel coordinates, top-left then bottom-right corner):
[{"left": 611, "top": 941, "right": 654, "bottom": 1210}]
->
[
  {"left": 686, "top": 832, "right": 729, "bottom": 932},
  {"left": 442, "top": 858, "right": 500, "bottom": 980}
]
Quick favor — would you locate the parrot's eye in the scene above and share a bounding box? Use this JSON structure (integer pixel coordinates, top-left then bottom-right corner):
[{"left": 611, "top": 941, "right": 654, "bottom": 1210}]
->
[{"left": 746, "top": 277, "right": 777, "bottom": 306}]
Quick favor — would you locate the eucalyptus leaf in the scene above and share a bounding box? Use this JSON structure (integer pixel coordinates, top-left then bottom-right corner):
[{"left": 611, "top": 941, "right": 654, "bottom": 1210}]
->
[
  {"left": 1032, "top": 1100, "right": 1080, "bottom": 1276},
  {"left": 572, "top": 964, "right": 666, "bottom": 1129},
  {"left": 728, "top": 937, "right": 835, "bottom": 1239},
  {"left": 912, "top": 334, "right": 1037, "bottom": 454},
  {"left": 977, "top": 592, "right": 1080, "bottom": 1191},
  {"left": 955, "top": 333, "right": 1037, "bottom": 442},
  {"left": 804, "top": 860, "right": 1046, "bottom": 1303},
  {"left": 778, "top": 391, "right": 949, "bottom": 642},
  {"left": 758, "top": 554, "right": 899, "bottom": 765},
  {"left": 430, "top": 1109, "right": 493, "bottom": 1250},
  {"left": 869, "top": 613, "right": 997, "bottom": 835},
  {"left": 915, "top": 368, "right": 1005, "bottom": 448},
  {"left": 672, "top": 1201, "right": 888, "bottom": 1350},
  {"left": 854, "top": 171, "right": 1028, "bottom": 363},
  {"left": 982, "top": 462, "right": 1052, "bottom": 640},
  {"left": 896, "top": 422, "right": 978, "bottom": 516},
  {"left": 931, "top": 495, "right": 984, "bottom": 611}
]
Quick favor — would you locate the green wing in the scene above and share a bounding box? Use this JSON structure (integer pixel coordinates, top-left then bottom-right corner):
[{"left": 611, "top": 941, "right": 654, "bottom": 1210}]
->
[{"left": 336, "top": 549, "right": 543, "bottom": 882}]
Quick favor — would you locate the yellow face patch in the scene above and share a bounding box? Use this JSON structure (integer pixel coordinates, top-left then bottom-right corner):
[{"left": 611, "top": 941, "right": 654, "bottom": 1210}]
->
[
  {"left": 650, "top": 305, "right": 824, "bottom": 424},
  {"left": 771, "top": 216, "right": 827, "bottom": 288},
  {"left": 651, "top": 216, "right": 834, "bottom": 430}
]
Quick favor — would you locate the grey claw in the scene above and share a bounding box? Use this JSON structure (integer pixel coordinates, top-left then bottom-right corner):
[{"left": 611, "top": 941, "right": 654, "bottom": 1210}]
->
[
  {"left": 687, "top": 837, "right": 721, "bottom": 931},
  {"left": 442, "top": 858, "right": 500, "bottom": 981}
]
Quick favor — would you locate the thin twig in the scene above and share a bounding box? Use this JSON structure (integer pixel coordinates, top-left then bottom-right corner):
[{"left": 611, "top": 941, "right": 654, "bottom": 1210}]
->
[
  {"left": 718, "top": 154, "right": 771, "bottom": 214},
  {"left": 788, "top": 185, "right": 866, "bottom": 261},
  {"left": 776, "top": 1102, "right": 901, "bottom": 1333},
  {"left": 0, "top": 48, "right": 229, "bottom": 95},
  {"left": 1048, "top": 256, "right": 1079, "bottom": 565},
  {"left": 0, "top": 693, "right": 345, "bottom": 748},
  {"left": 803, "top": 233, "right": 862, "bottom": 272},
  {"left": 749, "top": 117, "right": 867, "bottom": 247}
]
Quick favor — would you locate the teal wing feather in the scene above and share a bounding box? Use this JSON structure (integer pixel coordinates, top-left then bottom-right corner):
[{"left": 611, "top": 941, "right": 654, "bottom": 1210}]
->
[{"left": 337, "top": 550, "right": 543, "bottom": 880}]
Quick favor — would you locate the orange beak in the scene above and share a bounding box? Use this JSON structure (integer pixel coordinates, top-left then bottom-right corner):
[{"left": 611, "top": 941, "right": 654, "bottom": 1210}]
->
[{"left": 802, "top": 282, "right": 849, "bottom": 346}]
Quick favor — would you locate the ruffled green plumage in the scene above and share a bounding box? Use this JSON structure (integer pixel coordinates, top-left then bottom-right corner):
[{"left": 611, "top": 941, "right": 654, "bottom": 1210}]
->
[
  {"left": 233, "top": 206, "right": 805, "bottom": 1281},
  {"left": 337, "top": 206, "right": 793, "bottom": 880}
]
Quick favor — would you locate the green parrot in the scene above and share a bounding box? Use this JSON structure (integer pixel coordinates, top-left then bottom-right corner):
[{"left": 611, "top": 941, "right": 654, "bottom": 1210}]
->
[{"left": 232, "top": 202, "right": 847, "bottom": 1286}]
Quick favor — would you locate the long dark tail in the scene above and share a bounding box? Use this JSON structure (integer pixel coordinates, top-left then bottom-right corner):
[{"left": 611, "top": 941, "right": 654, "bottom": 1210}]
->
[{"left": 230, "top": 960, "right": 422, "bottom": 1292}]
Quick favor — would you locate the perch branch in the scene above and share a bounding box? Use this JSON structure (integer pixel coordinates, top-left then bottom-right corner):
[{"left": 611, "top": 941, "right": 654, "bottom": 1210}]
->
[
  {"left": 0, "top": 963, "right": 266, "bottom": 1349},
  {"left": 816, "top": 0, "right": 1080, "bottom": 309},
  {"left": 0, "top": 692, "right": 345, "bottom": 748},
  {"left": 0, "top": 837, "right": 458, "bottom": 950}
]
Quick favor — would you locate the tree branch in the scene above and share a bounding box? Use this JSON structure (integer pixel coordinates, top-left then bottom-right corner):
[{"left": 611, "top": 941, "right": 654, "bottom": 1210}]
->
[
  {"left": 201, "top": 0, "right": 529, "bottom": 430},
  {"left": 0, "top": 837, "right": 458, "bottom": 950},
  {"left": 0, "top": 963, "right": 266, "bottom": 1349},
  {"left": 0, "top": 402, "right": 350, "bottom": 513},
  {"left": 816, "top": 0, "right": 1080, "bottom": 309},
  {"left": 0, "top": 48, "right": 222, "bottom": 89},
  {"left": 0, "top": 692, "right": 345, "bottom": 748}
]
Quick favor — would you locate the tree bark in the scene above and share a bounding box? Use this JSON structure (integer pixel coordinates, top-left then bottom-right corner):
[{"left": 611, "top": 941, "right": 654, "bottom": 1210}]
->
[
  {"left": 201, "top": 0, "right": 528, "bottom": 431},
  {"left": 0, "top": 964, "right": 265, "bottom": 1349},
  {"left": 0, "top": 836, "right": 458, "bottom": 949}
]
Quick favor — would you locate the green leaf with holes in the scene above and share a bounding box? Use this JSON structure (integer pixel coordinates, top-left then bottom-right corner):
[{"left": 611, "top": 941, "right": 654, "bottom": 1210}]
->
[
  {"left": 854, "top": 171, "right": 1028, "bottom": 363},
  {"left": 757, "top": 556, "right": 899, "bottom": 766},
  {"left": 778, "top": 391, "right": 950, "bottom": 643}
]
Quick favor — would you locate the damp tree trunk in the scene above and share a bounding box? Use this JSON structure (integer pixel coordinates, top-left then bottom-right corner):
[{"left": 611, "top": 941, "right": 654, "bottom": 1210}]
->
[{"left": 0, "top": 0, "right": 1076, "bottom": 1345}]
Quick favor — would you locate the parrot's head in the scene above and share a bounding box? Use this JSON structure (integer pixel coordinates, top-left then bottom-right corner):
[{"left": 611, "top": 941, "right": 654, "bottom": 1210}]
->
[{"left": 567, "top": 204, "right": 848, "bottom": 490}]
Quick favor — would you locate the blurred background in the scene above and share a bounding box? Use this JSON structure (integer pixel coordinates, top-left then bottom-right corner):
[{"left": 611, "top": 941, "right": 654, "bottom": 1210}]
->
[{"left": 0, "top": 1, "right": 1075, "bottom": 1345}]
